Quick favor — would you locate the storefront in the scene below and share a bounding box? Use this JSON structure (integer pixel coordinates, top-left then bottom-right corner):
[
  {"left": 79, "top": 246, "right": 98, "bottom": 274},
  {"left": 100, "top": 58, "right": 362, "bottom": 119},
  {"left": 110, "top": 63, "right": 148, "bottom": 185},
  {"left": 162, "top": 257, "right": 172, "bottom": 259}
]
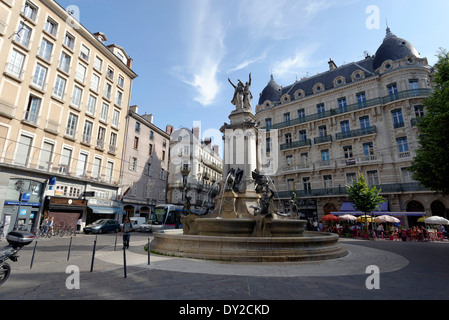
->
[
  {"left": 46, "top": 197, "right": 87, "bottom": 229},
  {"left": 86, "top": 198, "right": 125, "bottom": 224},
  {"left": 2, "top": 178, "right": 45, "bottom": 232}
]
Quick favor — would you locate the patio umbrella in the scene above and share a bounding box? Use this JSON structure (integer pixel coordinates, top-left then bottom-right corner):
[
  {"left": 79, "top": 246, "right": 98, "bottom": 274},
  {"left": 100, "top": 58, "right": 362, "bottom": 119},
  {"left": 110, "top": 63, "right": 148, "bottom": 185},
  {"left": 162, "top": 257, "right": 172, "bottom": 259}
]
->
[
  {"left": 417, "top": 216, "right": 428, "bottom": 223},
  {"left": 339, "top": 214, "right": 357, "bottom": 222},
  {"left": 321, "top": 214, "right": 340, "bottom": 222},
  {"left": 374, "top": 215, "right": 390, "bottom": 223},
  {"left": 424, "top": 216, "right": 449, "bottom": 225}
]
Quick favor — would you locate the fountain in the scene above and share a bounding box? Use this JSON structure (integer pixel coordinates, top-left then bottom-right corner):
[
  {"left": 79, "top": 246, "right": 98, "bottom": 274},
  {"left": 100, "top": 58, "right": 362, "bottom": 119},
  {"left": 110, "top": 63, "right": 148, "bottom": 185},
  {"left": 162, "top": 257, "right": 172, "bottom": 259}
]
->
[{"left": 150, "top": 74, "right": 348, "bottom": 262}]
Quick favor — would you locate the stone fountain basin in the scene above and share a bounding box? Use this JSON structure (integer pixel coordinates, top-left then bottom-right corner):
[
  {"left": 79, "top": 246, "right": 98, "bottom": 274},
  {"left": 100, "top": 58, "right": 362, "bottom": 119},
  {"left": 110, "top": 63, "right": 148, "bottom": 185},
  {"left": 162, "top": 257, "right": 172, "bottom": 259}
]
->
[{"left": 195, "top": 218, "right": 306, "bottom": 237}]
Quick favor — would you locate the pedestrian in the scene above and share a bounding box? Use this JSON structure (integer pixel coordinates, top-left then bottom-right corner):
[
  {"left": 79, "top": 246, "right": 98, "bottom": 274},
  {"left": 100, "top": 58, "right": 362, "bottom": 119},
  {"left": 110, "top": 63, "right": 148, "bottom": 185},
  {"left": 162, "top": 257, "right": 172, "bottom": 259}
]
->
[
  {"left": 48, "top": 217, "right": 55, "bottom": 235},
  {"left": 121, "top": 218, "right": 134, "bottom": 249},
  {"left": 77, "top": 217, "right": 82, "bottom": 232}
]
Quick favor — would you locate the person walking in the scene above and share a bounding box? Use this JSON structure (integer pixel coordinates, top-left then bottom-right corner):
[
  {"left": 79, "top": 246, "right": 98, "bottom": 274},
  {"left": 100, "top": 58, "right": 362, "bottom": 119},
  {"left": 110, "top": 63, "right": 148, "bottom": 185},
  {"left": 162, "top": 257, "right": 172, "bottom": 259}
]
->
[{"left": 121, "top": 218, "right": 134, "bottom": 249}]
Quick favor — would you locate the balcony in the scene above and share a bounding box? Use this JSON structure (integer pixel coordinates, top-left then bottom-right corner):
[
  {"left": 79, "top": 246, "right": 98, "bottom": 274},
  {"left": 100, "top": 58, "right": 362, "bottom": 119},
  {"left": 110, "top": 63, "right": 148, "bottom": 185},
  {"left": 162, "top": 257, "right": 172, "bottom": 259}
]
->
[
  {"left": 314, "top": 135, "right": 333, "bottom": 145},
  {"left": 0, "top": 99, "right": 16, "bottom": 119},
  {"left": 260, "top": 89, "right": 432, "bottom": 131},
  {"left": 280, "top": 139, "right": 312, "bottom": 151},
  {"left": 336, "top": 126, "right": 377, "bottom": 141}
]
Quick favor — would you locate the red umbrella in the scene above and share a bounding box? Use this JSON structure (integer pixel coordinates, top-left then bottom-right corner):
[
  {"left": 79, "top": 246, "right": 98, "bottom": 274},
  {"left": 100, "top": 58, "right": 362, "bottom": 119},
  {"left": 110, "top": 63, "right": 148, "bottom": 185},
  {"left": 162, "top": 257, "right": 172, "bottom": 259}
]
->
[{"left": 320, "top": 214, "right": 340, "bottom": 222}]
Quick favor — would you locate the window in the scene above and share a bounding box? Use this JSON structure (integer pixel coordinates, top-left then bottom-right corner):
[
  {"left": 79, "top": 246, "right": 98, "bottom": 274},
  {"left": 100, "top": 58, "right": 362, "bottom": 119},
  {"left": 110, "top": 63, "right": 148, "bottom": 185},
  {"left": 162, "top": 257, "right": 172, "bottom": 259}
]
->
[
  {"left": 149, "top": 131, "right": 154, "bottom": 140},
  {"left": 367, "top": 170, "right": 379, "bottom": 186},
  {"left": 414, "top": 105, "right": 424, "bottom": 118},
  {"left": 409, "top": 79, "right": 419, "bottom": 96},
  {"left": 64, "top": 32, "right": 75, "bottom": 50},
  {"left": 112, "top": 109, "right": 120, "bottom": 127},
  {"left": 317, "top": 103, "right": 325, "bottom": 117},
  {"left": 340, "top": 120, "right": 350, "bottom": 133},
  {"left": 44, "top": 18, "right": 58, "bottom": 37},
  {"left": 65, "top": 113, "right": 78, "bottom": 138},
  {"left": 356, "top": 92, "right": 367, "bottom": 108},
  {"left": 298, "top": 109, "right": 305, "bottom": 120},
  {"left": 285, "top": 132, "right": 292, "bottom": 145},
  {"left": 265, "top": 118, "right": 272, "bottom": 130},
  {"left": 160, "top": 169, "right": 166, "bottom": 181},
  {"left": 106, "top": 67, "right": 114, "bottom": 81},
  {"left": 323, "top": 175, "right": 333, "bottom": 189},
  {"left": 286, "top": 155, "right": 293, "bottom": 167},
  {"left": 22, "top": 1, "right": 38, "bottom": 21},
  {"left": 82, "top": 120, "right": 93, "bottom": 144},
  {"left": 76, "top": 153, "right": 88, "bottom": 177},
  {"left": 94, "top": 56, "right": 103, "bottom": 72},
  {"left": 97, "top": 127, "right": 106, "bottom": 148},
  {"left": 363, "top": 142, "right": 374, "bottom": 157},
  {"left": 53, "top": 76, "right": 66, "bottom": 99},
  {"left": 110, "top": 132, "right": 117, "bottom": 149},
  {"left": 100, "top": 103, "right": 109, "bottom": 122},
  {"left": 39, "top": 141, "right": 54, "bottom": 171},
  {"left": 392, "top": 109, "right": 404, "bottom": 129},
  {"left": 148, "top": 144, "right": 153, "bottom": 155},
  {"left": 89, "top": 74, "right": 100, "bottom": 93},
  {"left": 162, "top": 150, "right": 166, "bottom": 161},
  {"left": 284, "top": 112, "right": 290, "bottom": 125},
  {"left": 71, "top": 86, "right": 83, "bottom": 108},
  {"left": 135, "top": 122, "right": 141, "bottom": 133},
  {"left": 32, "top": 64, "right": 47, "bottom": 89},
  {"left": 24, "top": 95, "right": 41, "bottom": 123},
  {"left": 300, "top": 153, "right": 308, "bottom": 167},
  {"left": 130, "top": 157, "right": 138, "bottom": 171},
  {"left": 359, "top": 116, "right": 370, "bottom": 130},
  {"left": 321, "top": 149, "right": 330, "bottom": 162},
  {"left": 92, "top": 157, "right": 102, "bottom": 179},
  {"left": 338, "top": 97, "right": 347, "bottom": 113},
  {"left": 133, "top": 137, "right": 139, "bottom": 149},
  {"left": 118, "top": 76, "right": 125, "bottom": 88},
  {"left": 115, "top": 91, "right": 123, "bottom": 107},
  {"left": 104, "top": 82, "right": 112, "bottom": 100},
  {"left": 303, "top": 177, "right": 311, "bottom": 192},
  {"left": 105, "top": 161, "right": 114, "bottom": 183},
  {"left": 15, "top": 135, "right": 33, "bottom": 166},
  {"left": 343, "top": 145, "right": 353, "bottom": 159},
  {"left": 59, "top": 147, "right": 72, "bottom": 174},
  {"left": 387, "top": 83, "right": 399, "bottom": 101},
  {"left": 86, "top": 95, "right": 97, "bottom": 115},
  {"left": 15, "top": 22, "right": 32, "bottom": 48},
  {"left": 396, "top": 137, "right": 409, "bottom": 153},
  {"left": 80, "top": 44, "right": 90, "bottom": 62},
  {"left": 75, "top": 63, "right": 86, "bottom": 84},
  {"left": 6, "top": 49, "right": 25, "bottom": 79},
  {"left": 346, "top": 172, "right": 357, "bottom": 185},
  {"left": 265, "top": 137, "right": 271, "bottom": 153},
  {"left": 318, "top": 125, "right": 327, "bottom": 137},
  {"left": 401, "top": 167, "right": 415, "bottom": 183},
  {"left": 58, "top": 52, "right": 71, "bottom": 73},
  {"left": 299, "top": 130, "right": 307, "bottom": 141},
  {"left": 287, "top": 178, "right": 295, "bottom": 191},
  {"left": 38, "top": 38, "right": 53, "bottom": 61}
]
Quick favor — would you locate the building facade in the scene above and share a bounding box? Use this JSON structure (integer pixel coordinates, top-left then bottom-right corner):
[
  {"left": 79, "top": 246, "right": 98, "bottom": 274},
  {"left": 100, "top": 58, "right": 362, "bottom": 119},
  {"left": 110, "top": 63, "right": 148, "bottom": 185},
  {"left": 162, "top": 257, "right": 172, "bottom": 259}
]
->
[
  {"left": 255, "top": 28, "right": 448, "bottom": 226},
  {"left": 121, "top": 106, "right": 171, "bottom": 219},
  {"left": 167, "top": 127, "right": 223, "bottom": 212},
  {"left": 0, "top": 0, "right": 137, "bottom": 232}
]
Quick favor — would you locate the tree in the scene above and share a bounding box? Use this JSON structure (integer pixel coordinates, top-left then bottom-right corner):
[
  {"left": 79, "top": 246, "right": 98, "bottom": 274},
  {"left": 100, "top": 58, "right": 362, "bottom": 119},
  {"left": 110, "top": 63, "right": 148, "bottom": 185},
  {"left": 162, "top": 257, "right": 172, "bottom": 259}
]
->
[
  {"left": 409, "top": 49, "right": 449, "bottom": 195},
  {"left": 346, "top": 173, "right": 385, "bottom": 238}
]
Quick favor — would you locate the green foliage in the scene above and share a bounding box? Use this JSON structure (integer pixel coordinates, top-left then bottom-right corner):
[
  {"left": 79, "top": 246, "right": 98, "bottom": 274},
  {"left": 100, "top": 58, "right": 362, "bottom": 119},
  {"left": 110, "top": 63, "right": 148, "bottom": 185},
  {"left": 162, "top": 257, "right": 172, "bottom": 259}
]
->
[
  {"left": 346, "top": 173, "right": 384, "bottom": 214},
  {"left": 409, "top": 49, "right": 449, "bottom": 195}
]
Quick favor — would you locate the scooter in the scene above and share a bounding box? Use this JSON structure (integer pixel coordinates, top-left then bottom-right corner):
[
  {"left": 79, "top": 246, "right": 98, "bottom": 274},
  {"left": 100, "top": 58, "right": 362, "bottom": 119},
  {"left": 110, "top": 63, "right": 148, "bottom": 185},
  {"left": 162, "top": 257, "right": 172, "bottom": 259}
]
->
[{"left": 0, "top": 231, "right": 35, "bottom": 287}]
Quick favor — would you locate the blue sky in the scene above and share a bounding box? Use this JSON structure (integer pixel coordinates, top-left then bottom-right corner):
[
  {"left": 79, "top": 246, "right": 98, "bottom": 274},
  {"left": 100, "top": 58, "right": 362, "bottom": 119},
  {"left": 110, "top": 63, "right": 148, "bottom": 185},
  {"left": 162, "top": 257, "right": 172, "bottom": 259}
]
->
[{"left": 57, "top": 0, "right": 449, "bottom": 149}]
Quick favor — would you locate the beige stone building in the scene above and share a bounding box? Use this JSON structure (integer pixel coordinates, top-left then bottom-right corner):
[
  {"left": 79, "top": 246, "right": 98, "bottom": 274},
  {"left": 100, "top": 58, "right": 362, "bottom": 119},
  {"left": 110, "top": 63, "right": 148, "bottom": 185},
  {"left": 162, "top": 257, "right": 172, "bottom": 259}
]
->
[
  {"left": 121, "top": 106, "right": 172, "bottom": 219},
  {"left": 167, "top": 127, "right": 223, "bottom": 213},
  {"left": 0, "top": 0, "right": 137, "bottom": 232},
  {"left": 255, "top": 28, "right": 448, "bottom": 226}
]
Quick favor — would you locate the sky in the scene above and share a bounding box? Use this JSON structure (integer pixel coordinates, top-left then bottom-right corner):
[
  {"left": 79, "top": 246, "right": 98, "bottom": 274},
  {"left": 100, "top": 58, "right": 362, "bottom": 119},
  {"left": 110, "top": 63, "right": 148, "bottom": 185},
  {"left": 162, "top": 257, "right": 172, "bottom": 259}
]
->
[{"left": 57, "top": 0, "right": 449, "bottom": 152}]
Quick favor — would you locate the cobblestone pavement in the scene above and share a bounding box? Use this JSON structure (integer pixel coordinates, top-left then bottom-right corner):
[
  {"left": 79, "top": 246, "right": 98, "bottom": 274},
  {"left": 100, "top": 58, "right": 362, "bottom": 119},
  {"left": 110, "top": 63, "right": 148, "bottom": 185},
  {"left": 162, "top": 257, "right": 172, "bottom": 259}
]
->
[{"left": 0, "top": 232, "right": 448, "bottom": 304}]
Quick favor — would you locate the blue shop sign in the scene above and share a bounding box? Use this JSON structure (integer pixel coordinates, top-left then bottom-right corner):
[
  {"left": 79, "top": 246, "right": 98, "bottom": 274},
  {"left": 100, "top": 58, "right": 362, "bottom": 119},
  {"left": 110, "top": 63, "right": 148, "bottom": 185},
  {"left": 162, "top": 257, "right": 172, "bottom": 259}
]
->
[
  {"left": 21, "top": 193, "right": 31, "bottom": 202},
  {"left": 4, "top": 201, "right": 41, "bottom": 207}
]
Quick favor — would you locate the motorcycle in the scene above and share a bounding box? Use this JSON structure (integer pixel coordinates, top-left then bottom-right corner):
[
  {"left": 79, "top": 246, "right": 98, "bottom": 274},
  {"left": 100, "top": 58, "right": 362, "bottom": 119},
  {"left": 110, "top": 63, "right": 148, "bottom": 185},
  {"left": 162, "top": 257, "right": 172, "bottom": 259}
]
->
[{"left": 0, "top": 231, "right": 35, "bottom": 287}]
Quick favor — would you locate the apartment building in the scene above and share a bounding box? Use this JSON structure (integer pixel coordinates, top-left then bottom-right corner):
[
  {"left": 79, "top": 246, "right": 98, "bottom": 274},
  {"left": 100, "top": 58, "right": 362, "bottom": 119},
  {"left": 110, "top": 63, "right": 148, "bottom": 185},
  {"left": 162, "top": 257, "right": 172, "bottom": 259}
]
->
[
  {"left": 255, "top": 28, "right": 448, "bottom": 226},
  {"left": 121, "top": 106, "right": 172, "bottom": 219},
  {"left": 0, "top": 0, "right": 137, "bottom": 232},
  {"left": 167, "top": 127, "right": 223, "bottom": 212}
]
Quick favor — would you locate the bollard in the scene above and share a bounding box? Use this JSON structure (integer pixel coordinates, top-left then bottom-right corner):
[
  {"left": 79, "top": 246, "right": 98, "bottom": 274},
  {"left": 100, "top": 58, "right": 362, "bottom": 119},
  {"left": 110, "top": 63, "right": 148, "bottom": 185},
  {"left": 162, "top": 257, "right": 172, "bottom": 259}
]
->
[
  {"left": 123, "top": 246, "right": 127, "bottom": 279},
  {"left": 67, "top": 237, "right": 73, "bottom": 261},
  {"left": 30, "top": 241, "right": 38, "bottom": 269},
  {"left": 90, "top": 235, "right": 97, "bottom": 272},
  {"left": 114, "top": 233, "right": 118, "bottom": 251},
  {"left": 147, "top": 238, "right": 150, "bottom": 265}
]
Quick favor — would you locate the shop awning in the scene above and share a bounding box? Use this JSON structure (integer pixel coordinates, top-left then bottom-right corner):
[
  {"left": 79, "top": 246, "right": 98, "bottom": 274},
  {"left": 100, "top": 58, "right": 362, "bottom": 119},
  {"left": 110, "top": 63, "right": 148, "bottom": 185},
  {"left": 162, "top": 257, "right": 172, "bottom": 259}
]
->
[
  {"left": 340, "top": 201, "right": 389, "bottom": 213},
  {"left": 88, "top": 206, "right": 126, "bottom": 215}
]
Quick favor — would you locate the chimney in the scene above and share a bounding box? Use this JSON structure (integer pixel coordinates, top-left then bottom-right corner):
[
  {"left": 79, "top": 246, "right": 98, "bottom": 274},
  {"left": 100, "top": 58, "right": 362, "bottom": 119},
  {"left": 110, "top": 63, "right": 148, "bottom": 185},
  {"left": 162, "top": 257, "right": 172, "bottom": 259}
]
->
[
  {"left": 213, "top": 145, "right": 219, "bottom": 155},
  {"left": 166, "top": 125, "right": 174, "bottom": 135},
  {"left": 204, "top": 137, "right": 212, "bottom": 146},
  {"left": 129, "top": 105, "right": 138, "bottom": 113},
  {"left": 328, "top": 58, "right": 337, "bottom": 70},
  {"left": 93, "top": 32, "right": 108, "bottom": 44},
  {"left": 192, "top": 127, "right": 200, "bottom": 140},
  {"left": 142, "top": 113, "right": 154, "bottom": 124}
]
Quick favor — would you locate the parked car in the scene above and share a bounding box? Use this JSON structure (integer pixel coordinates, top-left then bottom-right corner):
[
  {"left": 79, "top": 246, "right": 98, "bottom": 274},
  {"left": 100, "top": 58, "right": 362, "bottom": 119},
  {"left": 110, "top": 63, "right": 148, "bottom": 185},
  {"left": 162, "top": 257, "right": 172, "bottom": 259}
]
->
[
  {"left": 83, "top": 219, "right": 121, "bottom": 234},
  {"left": 139, "top": 219, "right": 153, "bottom": 233}
]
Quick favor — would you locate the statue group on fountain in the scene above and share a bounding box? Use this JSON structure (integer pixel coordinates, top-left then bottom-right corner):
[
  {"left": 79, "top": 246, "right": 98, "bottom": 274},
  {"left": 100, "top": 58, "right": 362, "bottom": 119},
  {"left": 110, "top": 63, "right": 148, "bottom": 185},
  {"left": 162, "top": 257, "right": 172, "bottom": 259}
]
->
[{"left": 228, "top": 73, "right": 252, "bottom": 112}]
